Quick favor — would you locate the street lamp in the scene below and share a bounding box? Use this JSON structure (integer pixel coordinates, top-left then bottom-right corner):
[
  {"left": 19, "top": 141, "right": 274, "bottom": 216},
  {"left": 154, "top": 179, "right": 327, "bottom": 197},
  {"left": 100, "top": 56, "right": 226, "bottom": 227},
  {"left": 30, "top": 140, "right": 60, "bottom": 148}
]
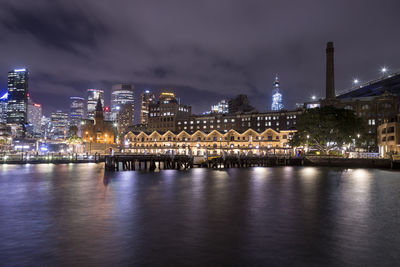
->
[
  {"left": 311, "top": 95, "right": 316, "bottom": 100},
  {"left": 381, "top": 67, "right": 388, "bottom": 74},
  {"left": 353, "top": 79, "right": 359, "bottom": 85}
]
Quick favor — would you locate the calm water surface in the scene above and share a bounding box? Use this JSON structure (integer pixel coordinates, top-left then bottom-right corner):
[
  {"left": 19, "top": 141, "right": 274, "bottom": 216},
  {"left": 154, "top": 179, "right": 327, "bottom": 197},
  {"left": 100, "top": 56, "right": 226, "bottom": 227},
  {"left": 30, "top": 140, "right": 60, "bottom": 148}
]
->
[{"left": 0, "top": 164, "right": 399, "bottom": 266}]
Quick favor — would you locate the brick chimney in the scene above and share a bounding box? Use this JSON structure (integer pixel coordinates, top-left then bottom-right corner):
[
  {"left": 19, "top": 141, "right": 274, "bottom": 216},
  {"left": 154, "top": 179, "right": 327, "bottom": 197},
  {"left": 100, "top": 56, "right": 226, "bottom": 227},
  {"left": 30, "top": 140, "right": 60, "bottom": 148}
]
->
[{"left": 326, "top": 42, "right": 335, "bottom": 99}]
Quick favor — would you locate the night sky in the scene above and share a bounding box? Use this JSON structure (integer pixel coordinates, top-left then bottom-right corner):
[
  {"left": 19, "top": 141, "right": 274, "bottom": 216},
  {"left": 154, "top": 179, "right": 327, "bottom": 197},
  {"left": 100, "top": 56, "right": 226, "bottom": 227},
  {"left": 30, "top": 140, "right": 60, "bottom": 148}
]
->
[{"left": 0, "top": 0, "right": 399, "bottom": 120}]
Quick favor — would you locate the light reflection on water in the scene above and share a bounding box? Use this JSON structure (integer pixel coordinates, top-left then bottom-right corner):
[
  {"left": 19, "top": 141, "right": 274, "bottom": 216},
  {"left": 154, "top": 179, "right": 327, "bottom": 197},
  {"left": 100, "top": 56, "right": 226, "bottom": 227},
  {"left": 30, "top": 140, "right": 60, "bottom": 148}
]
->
[{"left": 0, "top": 164, "right": 399, "bottom": 266}]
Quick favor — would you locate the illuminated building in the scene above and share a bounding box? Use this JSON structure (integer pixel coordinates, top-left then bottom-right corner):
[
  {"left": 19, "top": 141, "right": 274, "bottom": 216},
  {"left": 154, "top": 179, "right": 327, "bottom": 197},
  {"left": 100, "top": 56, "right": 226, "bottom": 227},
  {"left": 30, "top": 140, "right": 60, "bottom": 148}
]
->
[
  {"left": 7, "top": 68, "right": 28, "bottom": 126},
  {"left": 378, "top": 114, "right": 400, "bottom": 157},
  {"left": 140, "top": 90, "right": 156, "bottom": 125},
  {"left": 148, "top": 91, "right": 191, "bottom": 132},
  {"left": 27, "top": 100, "right": 42, "bottom": 136},
  {"left": 82, "top": 97, "right": 115, "bottom": 145},
  {"left": 50, "top": 110, "right": 69, "bottom": 140},
  {"left": 41, "top": 116, "right": 51, "bottom": 139},
  {"left": 0, "top": 91, "right": 8, "bottom": 123},
  {"left": 87, "top": 89, "right": 104, "bottom": 120},
  {"left": 104, "top": 106, "right": 112, "bottom": 121},
  {"left": 177, "top": 109, "right": 300, "bottom": 133},
  {"left": 303, "top": 42, "right": 400, "bottom": 150},
  {"left": 271, "top": 75, "right": 284, "bottom": 111},
  {"left": 111, "top": 84, "right": 134, "bottom": 121},
  {"left": 210, "top": 99, "right": 228, "bottom": 114},
  {"left": 124, "top": 128, "right": 296, "bottom": 155},
  {"left": 69, "top": 96, "right": 85, "bottom": 126}
]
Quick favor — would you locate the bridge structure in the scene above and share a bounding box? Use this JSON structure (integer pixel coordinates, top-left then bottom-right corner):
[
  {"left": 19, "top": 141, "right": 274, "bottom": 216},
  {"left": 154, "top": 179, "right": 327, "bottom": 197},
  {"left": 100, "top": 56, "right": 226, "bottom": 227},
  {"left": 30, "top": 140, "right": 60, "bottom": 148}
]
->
[{"left": 337, "top": 71, "right": 400, "bottom": 99}]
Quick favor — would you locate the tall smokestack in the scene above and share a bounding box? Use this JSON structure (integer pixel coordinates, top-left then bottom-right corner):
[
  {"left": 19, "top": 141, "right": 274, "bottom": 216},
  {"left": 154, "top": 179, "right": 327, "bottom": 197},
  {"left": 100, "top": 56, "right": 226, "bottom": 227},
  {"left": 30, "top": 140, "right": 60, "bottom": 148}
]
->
[{"left": 326, "top": 41, "right": 335, "bottom": 99}]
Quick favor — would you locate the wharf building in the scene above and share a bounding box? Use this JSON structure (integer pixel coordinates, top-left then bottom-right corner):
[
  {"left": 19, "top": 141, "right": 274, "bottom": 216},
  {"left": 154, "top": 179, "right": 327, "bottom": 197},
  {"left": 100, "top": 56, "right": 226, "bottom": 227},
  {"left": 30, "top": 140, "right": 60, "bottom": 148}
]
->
[
  {"left": 111, "top": 84, "right": 134, "bottom": 133},
  {"left": 176, "top": 109, "right": 300, "bottom": 133},
  {"left": 87, "top": 89, "right": 104, "bottom": 120},
  {"left": 7, "top": 68, "right": 29, "bottom": 136},
  {"left": 140, "top": 90, "right": 156, "bottom": 125},
  {"left": 378, "top": 114, "right": 400, "bottom": 157},
  {"left": 124, "top": 128, "right": 296, "bottom": 156},
  {"left": 69, "top": 96, "right": 85, "bottom": 127},
  {"left": 147, "top": 92, "right": 192, "bottom": 132}
]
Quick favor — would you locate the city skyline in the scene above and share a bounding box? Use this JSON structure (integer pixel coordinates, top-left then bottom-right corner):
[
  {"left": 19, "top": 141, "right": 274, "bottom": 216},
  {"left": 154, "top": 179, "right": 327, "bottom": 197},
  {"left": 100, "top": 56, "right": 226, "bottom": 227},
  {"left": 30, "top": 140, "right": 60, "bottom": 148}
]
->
[{"left": 0, "top": 0, "right": 399, "bottom": 116}]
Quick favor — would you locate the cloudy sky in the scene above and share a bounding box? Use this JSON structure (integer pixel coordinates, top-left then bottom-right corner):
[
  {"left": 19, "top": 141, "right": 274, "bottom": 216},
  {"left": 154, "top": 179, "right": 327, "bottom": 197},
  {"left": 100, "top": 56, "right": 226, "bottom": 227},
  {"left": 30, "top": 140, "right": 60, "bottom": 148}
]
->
[{"left": 0, "top": 0, "right": 399, "bottom": 119}]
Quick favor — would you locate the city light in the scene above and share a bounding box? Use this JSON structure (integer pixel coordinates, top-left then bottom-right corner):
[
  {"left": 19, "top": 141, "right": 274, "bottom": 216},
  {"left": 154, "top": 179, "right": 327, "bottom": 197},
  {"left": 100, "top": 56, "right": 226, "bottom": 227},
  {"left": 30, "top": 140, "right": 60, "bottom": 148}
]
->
[
  {"left": 353, "top": 79, "right": 359, "bottom": 85},
  {"left": 311, "top": 95, "right": 316, "bottom": 100},
  {"left": 14, "top": 68, "right": 26, "bottom": 72},
  {"left": 381, "top": 67, "right": 388, "bottom": 74}
]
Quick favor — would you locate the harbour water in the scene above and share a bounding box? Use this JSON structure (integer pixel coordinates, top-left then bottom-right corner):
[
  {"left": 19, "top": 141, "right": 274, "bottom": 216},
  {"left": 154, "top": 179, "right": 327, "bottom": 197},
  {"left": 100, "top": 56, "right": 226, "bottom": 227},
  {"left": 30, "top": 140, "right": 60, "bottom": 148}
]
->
[{"left": 0, "top": 164, "right": 399, "bottom": 266}]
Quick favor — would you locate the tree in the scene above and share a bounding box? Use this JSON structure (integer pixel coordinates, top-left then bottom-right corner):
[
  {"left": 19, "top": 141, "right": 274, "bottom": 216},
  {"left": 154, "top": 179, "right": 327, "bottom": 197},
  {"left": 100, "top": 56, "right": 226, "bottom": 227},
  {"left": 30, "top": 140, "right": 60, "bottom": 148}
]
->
[
  {"left": 290, "top": 106, "right": 366, "bottom": 154},
  {"left": 68, "top": 125, "right": 79, "bottom": 137},
  {"left": 67, "top": 135, "right": 83, "bottom": 154}
]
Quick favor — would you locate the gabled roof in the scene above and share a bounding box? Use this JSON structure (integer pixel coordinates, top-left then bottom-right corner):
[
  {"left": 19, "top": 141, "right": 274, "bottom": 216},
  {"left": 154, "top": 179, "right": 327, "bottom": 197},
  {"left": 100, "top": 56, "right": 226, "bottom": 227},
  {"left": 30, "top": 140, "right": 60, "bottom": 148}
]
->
[{"left": 206, "top": 129, "right": 224, "bottom": 137}]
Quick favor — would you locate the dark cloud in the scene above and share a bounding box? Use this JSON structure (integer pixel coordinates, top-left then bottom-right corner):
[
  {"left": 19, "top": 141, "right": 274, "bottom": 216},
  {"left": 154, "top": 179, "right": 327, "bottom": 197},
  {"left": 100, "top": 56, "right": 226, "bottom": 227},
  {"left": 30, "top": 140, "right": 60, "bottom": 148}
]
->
[
  {"left": 0, "top": 1, "right": 108, "bottom": 55},
  {"left": 0, "top": 0, "right": 399, "bottom": 119}
]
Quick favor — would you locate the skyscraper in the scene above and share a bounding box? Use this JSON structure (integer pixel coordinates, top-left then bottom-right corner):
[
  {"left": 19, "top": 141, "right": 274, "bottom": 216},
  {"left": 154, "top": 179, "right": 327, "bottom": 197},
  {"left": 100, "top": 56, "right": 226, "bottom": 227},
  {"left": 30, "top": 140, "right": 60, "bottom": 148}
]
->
[
  {"left": 111, "top": 84, "right": 134, "bottom": 122},
  {"left": 0, "top": 91, "right": 8, "bottom": 124},
  {"left": 7, "top": 68, "right": 28, "bottom": 125},
  {"left": 140, "top": 90, "right": 156, "bottom": 125},
  {"left": 87, "top": 89, "right": 104, "bottom": 120},
  {"left": 50, "top": 110, "right": 69, "bottom": 140},
  {"left": 271, "top": 75, "right": 284, "bottom": 111},
  {"left": 111, "top": 84, "right": 134, "bottom": 133},
  {"left": 27, "top": 101, "right": 42, "bottom": 136},
  {"left": 69, "top": 96, "right": 85, "bottom": 126}
]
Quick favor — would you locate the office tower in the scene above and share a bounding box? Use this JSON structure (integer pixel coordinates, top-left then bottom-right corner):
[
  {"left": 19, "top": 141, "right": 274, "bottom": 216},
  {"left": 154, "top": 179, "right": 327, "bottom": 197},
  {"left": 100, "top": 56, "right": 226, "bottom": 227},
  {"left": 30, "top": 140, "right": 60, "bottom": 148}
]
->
[
  {"left": 228, "top": 95, "right": 256, "bottom": 113},
  {"left": 87, "top": 89, "right": 104, "bottom": 120},
  {"left": 210, "top": 99, "right": 229, "bottom": 114},
  {"left": 140, "top": 90, "right": 156, "bottom": 125},
  {"left": 147, "top": 91, "right": 191, "bottom": 132},
  {"left": 111, "top": 84, "right": 134, "bottom": 122},
  {"left": 41, "top": 116, "right": 51, "bottom": 140},
  {"left": 50, "top": 110, "right": 69, "bottom": 140},
  {"left": 70, "top": 96, "right": 85, "bottom": 126},
  {"left": 0, "top": 91, "right": 8, "bottom": 123},
  {"left": 27, "top": 101, "right": 42, "bottom": 135},
  {"left": 111, "top": 84, "right": 134, "bottom": 133},
  {"left": 7, "top": 68, "right": 28, "bottom": 125},
  {"left": 271, "top": 75, "right": 284, "bottom": 111}
]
